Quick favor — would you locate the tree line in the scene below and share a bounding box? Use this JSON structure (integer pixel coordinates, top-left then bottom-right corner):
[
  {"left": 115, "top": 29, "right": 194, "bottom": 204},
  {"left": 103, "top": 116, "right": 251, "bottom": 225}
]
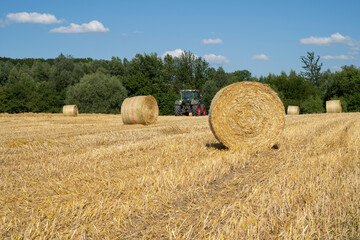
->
[{"left": 0, "top": 51, "right": 359, "bottom": 115}]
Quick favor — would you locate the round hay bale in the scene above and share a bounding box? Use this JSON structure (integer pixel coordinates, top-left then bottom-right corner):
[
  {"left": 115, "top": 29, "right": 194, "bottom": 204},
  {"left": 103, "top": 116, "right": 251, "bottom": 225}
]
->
[
  {"left": 121, "top": 95, "right": 159, "bottom": 125},
  {"left": 62, "top": 105, "right": 78, "bottom": 117},
  {"left": 326, "top": 100, "right": 342, "bottom": 113},
  {"left": 287, "top": 105, "right": 300, "bottom": 115},
  {"left": 209, "top": 81, "right": 285, "bottom": 151}
]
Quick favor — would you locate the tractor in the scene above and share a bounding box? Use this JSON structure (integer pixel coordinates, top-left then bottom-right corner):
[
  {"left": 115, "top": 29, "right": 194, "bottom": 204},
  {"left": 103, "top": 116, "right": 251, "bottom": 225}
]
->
[{"left": 174, "top": 90, "right": 206, "bottom": 116}]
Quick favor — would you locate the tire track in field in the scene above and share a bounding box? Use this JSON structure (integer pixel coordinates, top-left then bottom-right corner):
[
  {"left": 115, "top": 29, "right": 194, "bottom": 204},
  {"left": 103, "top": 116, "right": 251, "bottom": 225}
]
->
[{"left": 133, "top": 115, "right": 360, "bottom": 238}]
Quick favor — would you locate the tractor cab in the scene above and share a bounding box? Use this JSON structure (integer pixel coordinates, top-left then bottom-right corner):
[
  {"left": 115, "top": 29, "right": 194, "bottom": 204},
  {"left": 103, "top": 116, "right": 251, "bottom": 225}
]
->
[
  {"left": 180, "top": 90, "right": 200, "bottom": 102},
  {"left": 175, "top": 90, "right": 206, "bottom": 116}
]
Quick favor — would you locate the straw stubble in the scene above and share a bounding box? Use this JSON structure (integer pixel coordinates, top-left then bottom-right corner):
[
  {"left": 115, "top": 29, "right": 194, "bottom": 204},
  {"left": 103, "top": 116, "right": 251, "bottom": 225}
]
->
[{"left": 1, "top": 112, "right": 360, "bottom": 239}]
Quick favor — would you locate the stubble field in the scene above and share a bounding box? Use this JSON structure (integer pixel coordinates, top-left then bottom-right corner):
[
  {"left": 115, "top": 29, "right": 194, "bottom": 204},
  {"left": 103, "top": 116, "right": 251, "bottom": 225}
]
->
[{"left": 0, "top": 112, "right": 359, "bottom": 239}]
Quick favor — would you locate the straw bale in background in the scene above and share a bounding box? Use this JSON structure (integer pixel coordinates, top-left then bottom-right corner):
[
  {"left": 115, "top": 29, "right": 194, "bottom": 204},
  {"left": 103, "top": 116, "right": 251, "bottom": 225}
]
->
[
  {"left": 326, "top": 100, "right": 342, "bottom": 113},
  {"left": 63, "top": 105, "right": 78, "bottom": 117},
  {"left": 287, "top": 105, "right": 300, "bottom": 115},
  {"left": 121, "top": 95, "right": 159, "bottom": 125},
  {"left": 209, "top": 81, "right": 285, "bottom": 151}
]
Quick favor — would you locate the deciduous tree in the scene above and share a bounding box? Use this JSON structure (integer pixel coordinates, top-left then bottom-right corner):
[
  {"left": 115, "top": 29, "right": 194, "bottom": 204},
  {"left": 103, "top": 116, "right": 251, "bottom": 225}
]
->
[{"left": 301, "top": 51, "right": 323, "bottom": 87}]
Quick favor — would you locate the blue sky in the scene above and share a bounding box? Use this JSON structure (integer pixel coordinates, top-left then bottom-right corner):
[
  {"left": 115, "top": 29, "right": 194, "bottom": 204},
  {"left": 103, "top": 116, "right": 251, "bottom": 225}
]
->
[{"left": 1, "top": 0, "right": 359, "bottom": 77}]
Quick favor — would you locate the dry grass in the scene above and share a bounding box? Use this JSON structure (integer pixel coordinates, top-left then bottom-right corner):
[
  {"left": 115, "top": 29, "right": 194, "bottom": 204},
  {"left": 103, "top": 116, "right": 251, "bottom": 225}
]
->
[{"left": 0, "top": 112, "right": 359, "bottom": 239}]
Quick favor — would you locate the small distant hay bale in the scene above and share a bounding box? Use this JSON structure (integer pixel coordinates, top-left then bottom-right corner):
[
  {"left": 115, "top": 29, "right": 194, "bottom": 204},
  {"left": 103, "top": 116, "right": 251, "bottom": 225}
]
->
[
  {"left": 209, "top": 81, "right": 285, "bottom": 151},
  {"left": 287, "top": 105, "right": 300, "bottom": 115},
  {"left": 121, "top": 95, "right": 159, "bottom": 125},
  {"left": 326, "top": 100, "right": 342, "bottom": 113},
  {"left": 63, "top": 105, "right": 78, "bottom": 117}
]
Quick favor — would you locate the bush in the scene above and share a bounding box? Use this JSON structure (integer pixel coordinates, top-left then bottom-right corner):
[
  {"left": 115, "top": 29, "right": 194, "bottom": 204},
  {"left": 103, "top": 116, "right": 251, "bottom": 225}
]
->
[
  {"left": 201, "top": 80, "right": 219, "bottom": 109},
  {"left": 66, "top": 72, "right": 127, "bottom": 114},
  {"left": 345, "top": 93, "right": 360, "bottom": 112},
  {"left": 300, "top": 95, "right": 324, "bottom": 114}
]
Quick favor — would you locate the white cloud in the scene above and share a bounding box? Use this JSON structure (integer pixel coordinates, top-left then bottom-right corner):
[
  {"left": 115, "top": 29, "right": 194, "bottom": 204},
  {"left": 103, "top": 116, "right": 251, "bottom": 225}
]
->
[
  {"left": 162, "top": 49, "right": 185, "bottom": 58},
  {"left": 202, "top": 38, "right": 223, "bottom": 44},
  {"left": 203, "top": 54, "right": 229, "bottom": 64},
  {"left": 331, "top": 66, "right": 342, "bottom": 71},
  {"left": 252, "top": 54, "right": 269, "bottom": 61},
  {"left": 348, "top": 51, "right": 359, "bottom": 55},
  {"left": 133, "top": 30, "right": 143, "bottom": 34},
  {"left": 50, "top": 20, "right": 109, "bottom": 33},
  {"left": 321, "top": 55, "right": 355, "bottom": 60},
  {"left": 6, "top": 12, "right": 62, "bottom": 24},
  {"left": 300, "top": 33, "right": 359, "bottom": 46}
]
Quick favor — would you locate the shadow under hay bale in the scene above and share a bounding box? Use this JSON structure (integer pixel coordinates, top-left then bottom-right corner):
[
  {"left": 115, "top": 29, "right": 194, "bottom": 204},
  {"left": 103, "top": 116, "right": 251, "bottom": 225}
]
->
[
  {"left": 62, "top": 105, "right": 78, "bottom": 117},
  {"left": 121, "top": 95, "right": 159, "bottom": 125},
  {"left": 287, "top": 105, "right": 300, "bottom": 115},
  {"left": 208, "top": 81, "right": 285, "bottom": 151},
  {"left": 272, "top": 143, "right": 280, "bottom": 149},
  {"left": 326, "top": 100, "right": 342, "bottom": 113},
  {"left": 205, "top": 142, "right": 228, "bottom": 150}
]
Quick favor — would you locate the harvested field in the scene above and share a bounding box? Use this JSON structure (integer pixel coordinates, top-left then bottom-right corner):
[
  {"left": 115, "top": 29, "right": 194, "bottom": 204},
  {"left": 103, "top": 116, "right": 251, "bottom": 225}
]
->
[{"left": 0, "top": 113, "right": 360, "bottom": 239}]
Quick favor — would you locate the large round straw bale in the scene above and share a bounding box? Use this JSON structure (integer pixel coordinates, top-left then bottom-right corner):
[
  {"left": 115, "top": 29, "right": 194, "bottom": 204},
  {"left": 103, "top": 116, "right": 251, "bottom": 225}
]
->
[
  {"left": 209, "top": 81, "right": 285, "bottom": 151},
  {"left": 121, "top": 95, "right": 159, "bottom": 125},
  {"left": 287, "top": 105, "right": 300, "bottom": 115},
  {"left": 63, "top": 105, "right": 78, "bottom": 117},
  {"left": 326, "top": 100, "right": 342, "bottom": 113}
]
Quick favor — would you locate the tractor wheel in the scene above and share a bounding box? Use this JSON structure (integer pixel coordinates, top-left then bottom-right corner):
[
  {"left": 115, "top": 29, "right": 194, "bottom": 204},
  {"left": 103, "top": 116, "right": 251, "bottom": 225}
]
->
[
  {"left": 175, "top": 105, "right": 181, "bottom": 116},
  {"left": 192, "top": 104, "right": 200, "bottom": 116},
  {"left": 200, "top": 104, "right": 206, "bottom": 115}
]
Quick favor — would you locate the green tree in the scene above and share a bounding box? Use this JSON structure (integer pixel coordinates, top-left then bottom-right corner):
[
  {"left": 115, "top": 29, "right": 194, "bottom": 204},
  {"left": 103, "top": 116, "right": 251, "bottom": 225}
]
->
[
  {"left": 318, "top": 69, "right": 334, "bottom": 92},
  {"left": 66, "top": 72, "right": 127, "bottom": 114},
  {"left": 326, "top": 65, "right": 360, "bottom": 112},
  {"left": 122, "top": 53, "right": 164, "bottom": 96},
  {"left": 162, "top": 55, "right": 177, "bottom": 87},
  {"left": 193, "top": 57, "right": 209, "bottom": 89},
  {"left": 231, "top": 70, "right": 252, "bottom": 83},
  {"left": 156, "top": 88, "right": 179, "bottom": 115},
  {"left": 6, "top": 78, "right": 39, "bottom": 113},
  {"left": 108, "top": 56, "right": 125, "bottom": 77},
  {"left": 174, "top": 51, "right": 196, "bottom": 88},
  {"left": 36, "top": 82, "right": 64, "bottom": 113},
  {"left": 300, "top": 95, "right": 324, "bottom": 114},
  {"left": 0, "top": 86, "right": 9, "bottom": 112},
  {"left": 263, "top": 70, "right": 322, "bottom": 113},
  {"left": 89, "top": 59, "right": 109, "bottom": 74},
  {"left": 50, "top": 54, "right": 76, "bottom": 91},
  {"left": 0, "top": 61, "right": 14, "bottom": 85},
  {"left": 346, "top": 93, "right": 360, "bottom": 112},
  {"left": 213, "top": 67, "right": 227, "bottom": 88},
  {"left": 300, "top": 51, "right": 323, "bottom": 87},
  {"left": 31, "top": 60, "right": 51, "bottom": 83},
  {"left": 201, "top": 80, "right": 219, "bottom": 109}
]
